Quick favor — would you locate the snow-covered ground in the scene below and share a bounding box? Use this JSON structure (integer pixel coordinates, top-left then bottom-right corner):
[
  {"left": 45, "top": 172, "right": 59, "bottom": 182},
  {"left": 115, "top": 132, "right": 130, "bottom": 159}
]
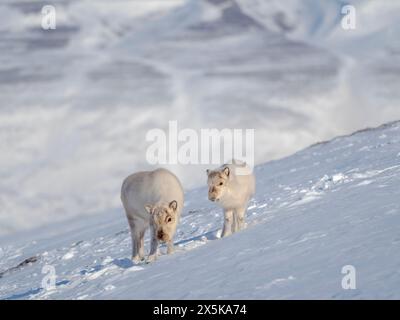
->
[
  {"left": 1, "top": 0, "right": 400, "bottom": 236},
  {"left": 1, "top": 121, "right": 399, "bottom": 299}
]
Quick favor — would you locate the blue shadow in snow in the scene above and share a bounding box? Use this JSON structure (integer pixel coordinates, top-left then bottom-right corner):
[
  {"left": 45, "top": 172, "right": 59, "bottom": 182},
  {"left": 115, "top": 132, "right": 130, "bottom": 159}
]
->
[
  {"left": 2, "top": 280, "right": 70, "bottom": 300},
  {"left": 80, "top": 264, "right": 102, "bottom": 275},
  {"left": 112, "top": 258, "right": 134, "bottom": 269},
  {"left": 174, "top": 230, "right": 219, "bottom": 247}
]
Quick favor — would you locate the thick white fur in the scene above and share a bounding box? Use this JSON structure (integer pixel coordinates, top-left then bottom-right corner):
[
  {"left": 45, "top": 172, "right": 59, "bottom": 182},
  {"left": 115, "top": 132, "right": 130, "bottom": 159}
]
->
[
  {"left": 121, "top": 168, "right": 184, "bottom": 263},
  {"left": 207, "top": 160, "right": 255, "bottom": 237}
]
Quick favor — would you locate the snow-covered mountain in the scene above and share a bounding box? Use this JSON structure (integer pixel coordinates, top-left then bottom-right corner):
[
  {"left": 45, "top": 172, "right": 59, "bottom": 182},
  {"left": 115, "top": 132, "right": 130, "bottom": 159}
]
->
[
  {"left": 1, "top": 121, "right": 399, "bottom": 299},
  {"left": 1, "top": 0, "right": 400, "bottom": 236}
]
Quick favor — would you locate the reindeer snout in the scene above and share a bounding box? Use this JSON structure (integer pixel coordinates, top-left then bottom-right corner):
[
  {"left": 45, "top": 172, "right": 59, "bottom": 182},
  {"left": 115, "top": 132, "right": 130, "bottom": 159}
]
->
[
  {"left": 208, "top": 193, "right": 217, "bottom": 202},
  {"left": 157, "top": 231, "right": 169, "bottom": 242}
]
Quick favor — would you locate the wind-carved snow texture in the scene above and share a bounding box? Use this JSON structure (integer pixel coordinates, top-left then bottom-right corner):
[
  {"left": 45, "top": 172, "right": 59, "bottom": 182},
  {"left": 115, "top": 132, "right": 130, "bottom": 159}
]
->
[
  {"left": 1, "top": 122, "right": 400, "bottom": 299},
  {"left": 1, "top": 0, "right": 400, "bottom": 236}
]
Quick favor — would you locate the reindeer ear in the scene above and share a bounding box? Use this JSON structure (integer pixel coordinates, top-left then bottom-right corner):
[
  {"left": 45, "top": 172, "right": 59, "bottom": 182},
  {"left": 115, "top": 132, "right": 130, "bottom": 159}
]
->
[
  {"left": 223, "top": 167, "right": 230, "bottom": 177},
  {"left": 169, "top": 200, "right": 178, "bottom": 212},
  {"left": 144, "top": 204, "right": 154, "bottom": 214}
]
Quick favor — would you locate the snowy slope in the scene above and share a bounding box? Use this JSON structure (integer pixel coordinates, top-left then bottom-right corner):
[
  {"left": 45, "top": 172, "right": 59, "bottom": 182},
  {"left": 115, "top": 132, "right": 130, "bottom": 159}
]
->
[
  {"left": 1, "top": 0, "right": 400, "bottom": 236},
  {"left": 1, "top": 121, "right": 400, "bottom": 299}
]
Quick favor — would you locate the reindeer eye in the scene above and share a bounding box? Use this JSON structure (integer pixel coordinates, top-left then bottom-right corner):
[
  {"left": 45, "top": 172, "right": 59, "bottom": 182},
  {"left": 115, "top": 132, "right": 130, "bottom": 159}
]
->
[
  {"left": 167, "top": 217, "right": 172, "bottom": 223},
  {"left": 219, "top": 182, "right": 223, "bottom": 186}
]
